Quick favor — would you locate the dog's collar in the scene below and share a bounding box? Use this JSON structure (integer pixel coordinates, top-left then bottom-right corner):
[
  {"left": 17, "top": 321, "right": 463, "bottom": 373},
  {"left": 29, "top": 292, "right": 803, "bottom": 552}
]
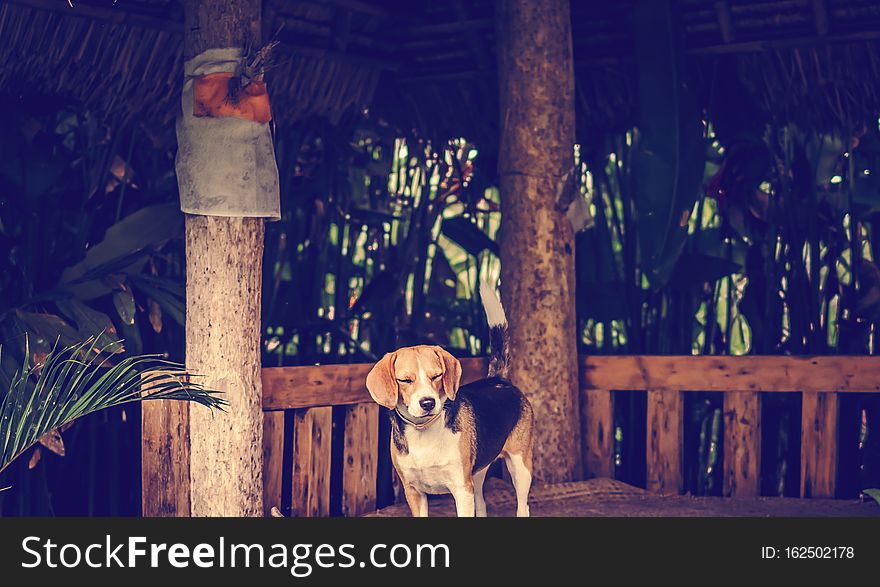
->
[{"left": 395, "top": 405, "right": 442, "bottom": 430}]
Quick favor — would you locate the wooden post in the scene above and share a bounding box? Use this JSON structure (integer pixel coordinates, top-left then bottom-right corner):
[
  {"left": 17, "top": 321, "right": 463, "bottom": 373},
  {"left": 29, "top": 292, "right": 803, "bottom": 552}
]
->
[
  {"left": 141, "top": 399, "right": 191, "bottom": 516},
  {"left": 496, "top": 0, "right": 582, "bottom": 483},
  {"left": 801, "top": 391, "right": 839, "bottom": 498},
  {"left": 723, "top": 391, "right": 761, "bottom": 497},
  {"left": 581, "top": 389, "right": 615, "bottom": 479},
  {"left": 342, "top": 403, "right": 380, "bottom": 516},
  {"left": 646, "top": 389, "right": 683, "bottom": 494},
  {"left": 183, "top": 0, "right": 265, "bottom": 516},
  {"left": 262, "top": 411, "right": 285, "bottom": 516},
  {"left": 291, "top": 407, "right": 333, "bottom": 517}
]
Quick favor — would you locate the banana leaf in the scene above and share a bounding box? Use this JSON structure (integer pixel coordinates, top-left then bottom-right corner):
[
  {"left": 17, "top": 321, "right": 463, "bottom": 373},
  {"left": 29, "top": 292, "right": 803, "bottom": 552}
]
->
[
  {"left": 441, "top": 216, "right": 499, "bottom": 257},
  {"left": 54, "top": 299, "right": 122, "bottom": 353},
  {"left": 58, "top": 204, "right": 183, "bottom": 300},
  {"left": 668, "top": 252, "right": 742, "bottom": 291},
  {"left": 128, "top": 274, "right": 185, "bottom": 327},
  {"left": 633, "top": 0, "right": 706, "bottom": 288}
]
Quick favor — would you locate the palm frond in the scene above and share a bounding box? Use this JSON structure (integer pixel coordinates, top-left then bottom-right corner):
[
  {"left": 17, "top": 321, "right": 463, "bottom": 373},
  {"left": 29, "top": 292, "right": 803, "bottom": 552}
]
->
[{"left": 0, "top": 335, "right": 225, "bottom": 475}]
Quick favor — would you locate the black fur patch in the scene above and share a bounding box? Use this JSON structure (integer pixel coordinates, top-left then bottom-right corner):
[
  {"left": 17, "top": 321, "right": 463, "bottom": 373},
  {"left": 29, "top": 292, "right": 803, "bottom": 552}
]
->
[
  {"left": 486, "top": 324, "right": 509, "bottom": 378},
  {"left": 389, "top": 378, "right": 525, "bottom": 472},
  {"left": 446, "top": 377, "right": 525, "bottom": 473},
  {"left": 388, "top": 409, "right": 408, "bottom": 454}
]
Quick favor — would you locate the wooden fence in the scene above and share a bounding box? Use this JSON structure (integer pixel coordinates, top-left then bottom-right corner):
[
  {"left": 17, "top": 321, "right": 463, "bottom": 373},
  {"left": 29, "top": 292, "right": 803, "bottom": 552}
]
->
[{"left": 142, "top": 355, "right": 880, "bottom": 516}]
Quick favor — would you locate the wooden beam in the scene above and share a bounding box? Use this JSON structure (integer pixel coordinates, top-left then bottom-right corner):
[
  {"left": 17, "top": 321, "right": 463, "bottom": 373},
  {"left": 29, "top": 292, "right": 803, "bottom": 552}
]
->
[
  {"left": 403, "top": 29, "right": 880, "bottom": 82},
  {"left": 263, "top": 355, "right": 880, "bottom": 411},
  {"left": 276, "top": 40, "right": 400, "bottom": 71},
  {"left": 579, "top": 355, "right": 880, "bottom": 393},
  {"left": 689, "top": 29, "right": 880, "bottom": 56},
  {"left": 812, "top": 0, "right": 830, "bottom": 36},
  {"left": 451, "top": 0, "right": 492, "bottom": 70},
  {"left": 279, "top": 17, "right": 398, "bottom": 53},
  {"left": 714, "top": 0, "right": 736, "bottom": 43},
  {"left": 262, "top": 357, "right": 487, "bottom": 410},
  {"left": 723, "top": 391, "right": 761, "bottom": 497},
  {"left": 296, "top": 0, "right": 391, "bottom": 20},
  {"left": 404, "top": 17, "right": 493, "bottom": 38},
  {"left": 331, "top": 7, "right": 354, "bottom": 52},
  {"left": 646, "top": 389, "right": 683, "bottom": 495},
  {"left": 801, "top": 392, "right": 839, "bottom": 498}
]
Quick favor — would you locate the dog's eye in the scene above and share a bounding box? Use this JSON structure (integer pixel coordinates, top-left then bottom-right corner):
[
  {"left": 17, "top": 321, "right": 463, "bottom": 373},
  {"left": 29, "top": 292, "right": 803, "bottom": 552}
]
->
[
  {"left": 430, "top": 374, "right": 442, "bottom": 381},
  {"left": 396, "top": 378, "right": 413, "bottom": 384}
]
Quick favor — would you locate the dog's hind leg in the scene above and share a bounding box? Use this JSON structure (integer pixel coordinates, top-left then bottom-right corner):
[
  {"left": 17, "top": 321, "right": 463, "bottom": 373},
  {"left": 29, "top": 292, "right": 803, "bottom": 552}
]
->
[
  {"left": 473, "top": 466, "right": 489, "bottom": 517},
  {"left": 501, "top": 399, "right": 534, "bottom": 517},
  {"left": 503, "top": 452, "right": 532, "bottom": 517}
]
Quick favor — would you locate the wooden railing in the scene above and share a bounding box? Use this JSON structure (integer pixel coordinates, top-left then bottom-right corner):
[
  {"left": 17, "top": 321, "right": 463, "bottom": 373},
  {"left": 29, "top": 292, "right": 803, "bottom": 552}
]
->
[
  {"left": 143, "top": 355, "right": 880, "bottom": 516},
  {"left": 579, "top": 355, "right": 880, "bottom": 499}
]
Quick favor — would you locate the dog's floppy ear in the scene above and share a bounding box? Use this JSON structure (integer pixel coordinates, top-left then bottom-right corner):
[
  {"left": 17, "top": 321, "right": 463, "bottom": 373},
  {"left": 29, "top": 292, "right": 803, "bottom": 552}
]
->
[
  {"left": 435, "top": 347, "right": 462, "bottom": 401},
  {"left": 366, "top": 352, "right": 398, "bottom": 409}
]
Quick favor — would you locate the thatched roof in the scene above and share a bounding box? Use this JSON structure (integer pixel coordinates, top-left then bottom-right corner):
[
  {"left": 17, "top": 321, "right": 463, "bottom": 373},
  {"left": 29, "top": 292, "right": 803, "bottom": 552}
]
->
[{"left": 3, "top": 0, "right": 880, "bottom": 147}]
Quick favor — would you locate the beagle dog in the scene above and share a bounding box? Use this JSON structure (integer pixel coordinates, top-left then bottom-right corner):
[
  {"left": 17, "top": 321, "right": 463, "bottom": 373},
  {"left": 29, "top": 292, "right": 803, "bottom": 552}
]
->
[{"left": 366, "top": 282, "right": 534, "bottom": 517}]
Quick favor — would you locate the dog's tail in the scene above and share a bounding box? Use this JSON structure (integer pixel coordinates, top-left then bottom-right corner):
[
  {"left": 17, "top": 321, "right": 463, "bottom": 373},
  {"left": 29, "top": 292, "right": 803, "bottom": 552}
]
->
[{"left": 479, "top": 281, "right": 510, "bottom": 380}]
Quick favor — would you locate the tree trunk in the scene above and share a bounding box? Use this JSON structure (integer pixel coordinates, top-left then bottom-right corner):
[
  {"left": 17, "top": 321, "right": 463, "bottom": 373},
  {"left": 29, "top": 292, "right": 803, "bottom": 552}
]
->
[
  {"left": 183, "top": 0, "right": 264, "bottom": 516},
  {"left": 496, "top": 0, "right": 582, "bottom": 483}
]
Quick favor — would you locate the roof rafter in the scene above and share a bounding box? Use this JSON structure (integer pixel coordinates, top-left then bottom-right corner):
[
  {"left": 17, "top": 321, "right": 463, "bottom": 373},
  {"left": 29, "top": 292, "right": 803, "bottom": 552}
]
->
[
  {"left": 714, "top": 0, "right": 736, "bottom": 43},
  {"left": 812, "top": 0, "right": 830, "bottom": 36}
]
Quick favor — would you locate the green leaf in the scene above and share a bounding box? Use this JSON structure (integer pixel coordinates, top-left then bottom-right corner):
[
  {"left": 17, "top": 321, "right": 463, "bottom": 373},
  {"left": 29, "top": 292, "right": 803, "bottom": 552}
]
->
[
  {"left": 55, "top": 299, "right": 123, "bottom": 353},
  {"left": 127, "top": 275, "right": 185, "bottom": 327},
  {"left": 350, "top": 269, "right": 399, "bottom": 315},
  {"left": 349, "top": 208, "right": 399, "bottom": 227},
  {"left": 58, "top": 203, "right": 183, "bottom": 299},
  {"left": 0, "top": 132, "right": 66, "bottom": 200},
  {"left": 0, "top": 335, "right": 225, "bottom": 475},
  {"left": 577, "top": 281, "right": 632, "bottom": 322},
  {"left": 575, "top": 215, "right": 621, "bottom": 286},
  {"left": 863, "top": 488, "right": 880, "bottom": 505},
  {"left": 441, "top": 216, "right": 499, "bottom": 257},
  {"left": 669, "top": 253, "right": 742, "bottom": 289},
  {"left": 13, "top": 311, "right": 82, "bottom": 350},
  {"left": 112, "top": 287, "right": 136, "bottom": 326},
  {"left": 633, "top": 0, "right": 706, "bottom": 288}
]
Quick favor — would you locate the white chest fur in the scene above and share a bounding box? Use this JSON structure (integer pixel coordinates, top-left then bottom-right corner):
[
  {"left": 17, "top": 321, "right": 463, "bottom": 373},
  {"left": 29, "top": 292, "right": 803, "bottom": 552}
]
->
[{"left": 396, "top": 423, "right": 466, "bottom": 495}]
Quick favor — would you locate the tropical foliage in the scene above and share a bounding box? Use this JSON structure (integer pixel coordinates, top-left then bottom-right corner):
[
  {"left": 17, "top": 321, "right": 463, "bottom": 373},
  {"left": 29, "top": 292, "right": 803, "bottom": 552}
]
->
[
  {"left": 0, "top": 97, "right": 192, "bottom": 514},
  {"left": 3, "top": 6, "right": 880, "bottom": 509},
  {"left": 0, "top": 336, "right": 223, "bottom": 478}
]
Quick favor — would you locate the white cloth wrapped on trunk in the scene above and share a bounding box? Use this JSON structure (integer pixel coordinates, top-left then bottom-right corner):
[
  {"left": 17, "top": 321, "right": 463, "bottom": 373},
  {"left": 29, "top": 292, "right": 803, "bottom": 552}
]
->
[{"left": 175, "top": 48, "right": 280, "bottom": 219}]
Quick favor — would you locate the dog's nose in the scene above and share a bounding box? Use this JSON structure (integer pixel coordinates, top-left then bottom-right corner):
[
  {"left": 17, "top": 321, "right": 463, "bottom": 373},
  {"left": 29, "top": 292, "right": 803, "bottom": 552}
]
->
[{"left": 418, "top": 397, "right": 436, "bottom": 412}]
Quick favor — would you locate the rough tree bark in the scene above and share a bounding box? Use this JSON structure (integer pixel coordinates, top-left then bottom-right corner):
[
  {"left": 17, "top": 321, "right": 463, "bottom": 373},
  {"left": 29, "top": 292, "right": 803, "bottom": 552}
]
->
[
  {"left": 183, "top": 0, "right": 264, "bottom": 516},
  {"left": 496, "top": 0, "right": 582, "bottom": 483}
]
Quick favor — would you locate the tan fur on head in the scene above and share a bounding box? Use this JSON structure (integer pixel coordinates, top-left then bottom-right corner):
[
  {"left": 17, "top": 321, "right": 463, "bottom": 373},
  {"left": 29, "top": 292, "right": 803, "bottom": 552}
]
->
[
  {"left": 434, "top": 346, "right": 461, "bottom": 401},
  {"left": 366, "top": 351, "right": 398, "bottom": 409},
  {"left": 367, "top": 346, "right": 462, "bottom": 414}
]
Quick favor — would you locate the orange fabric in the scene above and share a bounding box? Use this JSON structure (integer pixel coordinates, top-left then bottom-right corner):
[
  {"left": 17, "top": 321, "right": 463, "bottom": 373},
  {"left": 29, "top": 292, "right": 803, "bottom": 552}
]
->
[{"left": 193, "top": 72, "right": 272, "bottom": 124}]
